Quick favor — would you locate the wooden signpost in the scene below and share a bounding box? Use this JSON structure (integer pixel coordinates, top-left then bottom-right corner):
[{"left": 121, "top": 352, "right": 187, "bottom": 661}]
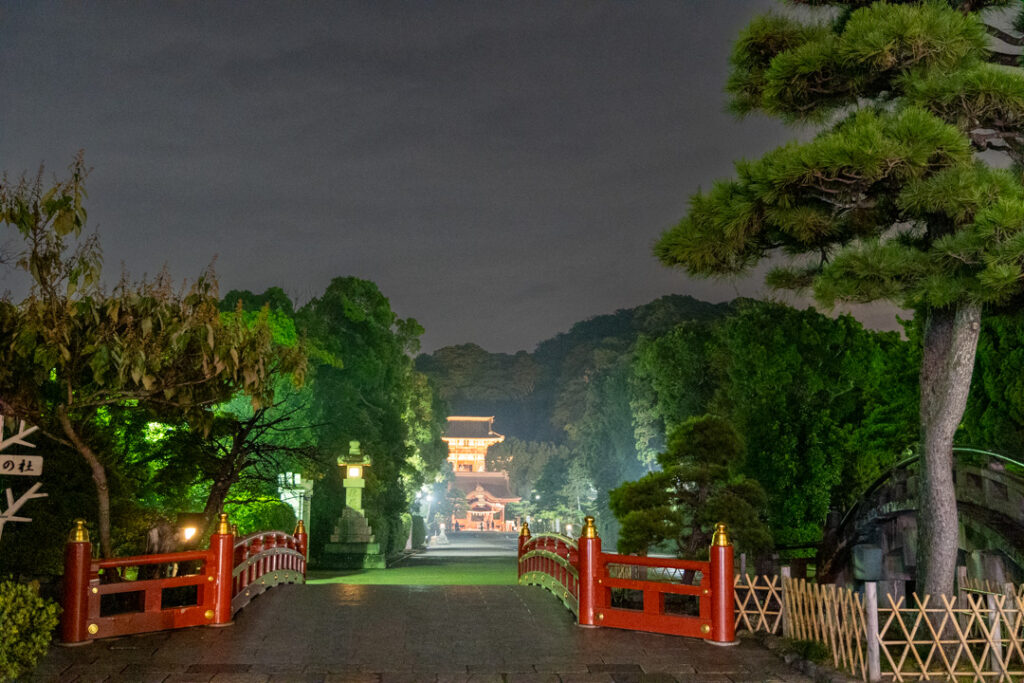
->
[{"left": 0, "top": 414, "right": 47, "bottom": 540}]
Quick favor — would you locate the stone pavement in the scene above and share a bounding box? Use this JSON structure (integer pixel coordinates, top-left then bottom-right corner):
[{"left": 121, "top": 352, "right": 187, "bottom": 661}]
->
[{"left": 31, "top": 583, "right": 812, "bottom": 683}]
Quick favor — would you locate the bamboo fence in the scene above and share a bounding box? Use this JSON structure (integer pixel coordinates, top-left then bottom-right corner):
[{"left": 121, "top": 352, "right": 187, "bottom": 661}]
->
[
  {"left": 734, "top": 574, "right": 784, "bottom": 634},
  {"left": 732, "top": 574, "right": 1024, "bottom": 682}
]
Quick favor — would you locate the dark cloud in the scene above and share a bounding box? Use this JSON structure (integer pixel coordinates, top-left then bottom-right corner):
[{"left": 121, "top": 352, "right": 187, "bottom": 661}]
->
[{"left": 0, "top": 1, "right": 902, "bottom": 352}]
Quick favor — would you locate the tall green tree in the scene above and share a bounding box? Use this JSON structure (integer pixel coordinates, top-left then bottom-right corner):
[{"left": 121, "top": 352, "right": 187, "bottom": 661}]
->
[
  {"left": 0, "top": 159, "right": 280, "bottom": 555},
  {"left": 298, "top": 277, "right": 445, "bottom": 557},
  {"left": 656, "top": 1, "right": 1024, "bottom": 597}
]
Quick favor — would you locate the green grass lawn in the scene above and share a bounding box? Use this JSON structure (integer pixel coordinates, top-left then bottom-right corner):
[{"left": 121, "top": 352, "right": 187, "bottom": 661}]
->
[{"left": 306, "top": 556, "right": 517, "bottom": 586}]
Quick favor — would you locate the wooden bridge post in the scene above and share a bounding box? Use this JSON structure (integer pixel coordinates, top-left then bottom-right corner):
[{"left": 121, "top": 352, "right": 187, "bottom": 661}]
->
[
  {"left": 577, "top": 516, "right": 601, "bottom": 627},
  {"left": 210, "top": 513, "right": 235, "bottom": 626},
  {"left": 709, "top": 523, "right": 736, "bottom": 645},
  {"left": 295, "top": 520, "right": 308, "bottom": 577},
  {"left": 517, "top": 521, "right": 530, "bottom": 579},
  {"left": 61, "top": 519, "right": 93, "bottom": 645}
]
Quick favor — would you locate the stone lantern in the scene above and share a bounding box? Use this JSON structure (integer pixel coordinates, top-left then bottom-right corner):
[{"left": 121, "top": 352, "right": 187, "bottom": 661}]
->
[{"left": 323, "top": 440, "right": 385, "bottom": 569}]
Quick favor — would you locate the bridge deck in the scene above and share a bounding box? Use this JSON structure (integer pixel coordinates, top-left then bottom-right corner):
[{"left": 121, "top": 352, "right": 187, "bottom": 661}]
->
[{"left": 32, "top": 535, "right": 810, "bottom": 682}]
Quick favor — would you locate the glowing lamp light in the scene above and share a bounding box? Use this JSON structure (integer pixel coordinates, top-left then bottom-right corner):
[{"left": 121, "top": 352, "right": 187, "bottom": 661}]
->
[
  {"left": 176, "top": 512, "right": 206, "bottom": 546},
  {"left": 347, "top": 465, "right": 363, "bottom": 479}
]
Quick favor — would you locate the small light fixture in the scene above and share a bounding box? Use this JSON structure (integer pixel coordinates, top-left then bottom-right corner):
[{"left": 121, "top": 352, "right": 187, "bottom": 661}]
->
[
  {"left": 176, "top": 512, "right": 206, "bottom": 546},
  {"left": 347, "top": 465, "right": 363, "bottom": 479}
]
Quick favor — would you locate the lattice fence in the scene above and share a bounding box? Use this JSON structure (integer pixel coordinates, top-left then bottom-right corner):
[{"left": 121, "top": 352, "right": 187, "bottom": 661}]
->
[
  {"left": 734, "top": 574, "right": 784, "bottom": 634},
  {"left": 736, "top": 574, "right": 1024, "bottom": 682},
  {"left": 784, "top": 577, "right": 868, "bottom": 680},
  {"left": 878, "top": 592, "right": 1024, "bottom": 682}
]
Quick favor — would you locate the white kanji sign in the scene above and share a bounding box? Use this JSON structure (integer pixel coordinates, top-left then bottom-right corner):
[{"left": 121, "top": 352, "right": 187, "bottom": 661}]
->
[
  {"left": 0, "top": 455, "right": 43, "bottom": 476},
  {"left": 0, "top": 414, "right": 47, "bottom": 540}
]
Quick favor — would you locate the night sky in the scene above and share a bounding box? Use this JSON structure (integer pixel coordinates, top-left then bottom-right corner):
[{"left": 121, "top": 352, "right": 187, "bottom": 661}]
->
[{"left": 0, "top": 2, "right": 901, "bottom": 353}]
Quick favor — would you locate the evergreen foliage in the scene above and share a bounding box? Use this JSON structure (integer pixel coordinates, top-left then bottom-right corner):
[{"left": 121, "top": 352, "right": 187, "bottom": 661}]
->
[
  {"left": 609, "top": 415, "right": 771, "bottom": 558},
  {"left": 0, "top": 580, "right": 60, "bottom": 682},
  {"left": 654, "top": 0, "right": 1024, "bottom": 597}
]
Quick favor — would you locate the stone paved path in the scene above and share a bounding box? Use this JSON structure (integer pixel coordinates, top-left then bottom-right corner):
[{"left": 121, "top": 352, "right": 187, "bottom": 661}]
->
[{"left": 32, "top": 583, "right": 811, "bottom": 683}]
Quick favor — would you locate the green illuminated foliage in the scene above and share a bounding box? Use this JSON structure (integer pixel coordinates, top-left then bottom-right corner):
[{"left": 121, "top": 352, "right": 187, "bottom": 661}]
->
[
  {"left": 610, "top": 415, "right": 771, "bottom": 558},
  {"left": 0, "top": 157, "right": 289, "bottom": 556}
]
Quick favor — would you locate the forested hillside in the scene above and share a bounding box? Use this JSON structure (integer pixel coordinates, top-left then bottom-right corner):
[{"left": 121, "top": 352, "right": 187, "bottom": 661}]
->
[{"left": 419, "top": 295, "right": 924, "bottom": 551}]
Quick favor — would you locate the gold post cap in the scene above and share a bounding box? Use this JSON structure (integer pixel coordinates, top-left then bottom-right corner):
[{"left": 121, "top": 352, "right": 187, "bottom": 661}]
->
[
  {"left": 68, "top": 519, "right": 90, "bottom": 543},
  {"left": 217, "top": 513, "right": 230, "bottom": 535},
  {"left": 294, "top": 519, "right": 307, "bottom": 535},
  {"left": 582, "top": 516, "right": 598, "bottom": 539},
  {"left": 519, "top": 521, "right": 530, "bottom": 537},
  {"left": 230, "top": 524, "right": 239, "bottom": 536},
  {"left": 711, "top": 522, "right": 730, "bottom": 547}
]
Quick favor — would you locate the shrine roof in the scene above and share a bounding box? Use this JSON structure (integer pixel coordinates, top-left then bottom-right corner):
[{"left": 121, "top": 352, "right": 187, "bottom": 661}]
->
[
  {"left": 451, "top": 471, "right": 520, "bottom": 501},
  {"left": 442, "top": 416, "right": 504, "bottom": 440}
]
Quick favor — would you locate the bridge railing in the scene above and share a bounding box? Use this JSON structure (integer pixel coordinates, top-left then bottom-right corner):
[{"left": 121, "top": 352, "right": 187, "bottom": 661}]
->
[
  {"left": 518, "top": 531, "right": 580, "bottom": 615},
  {"left": 517, "top": 516, "right": 735, "bottom": 644},
  {"left": 60, "top": 514, "right": 307, "bottom": 644}
]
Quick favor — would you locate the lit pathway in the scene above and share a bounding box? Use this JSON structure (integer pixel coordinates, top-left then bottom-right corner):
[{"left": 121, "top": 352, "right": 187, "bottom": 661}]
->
[{"left": 32, "top": 533, "right": 811, "bottom": 683}]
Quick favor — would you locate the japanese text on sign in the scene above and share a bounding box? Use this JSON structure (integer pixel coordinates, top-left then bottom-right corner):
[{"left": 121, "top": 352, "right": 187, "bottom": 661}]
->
[{"left": 0, "top": 455, "right": 43, "bottom": 476}]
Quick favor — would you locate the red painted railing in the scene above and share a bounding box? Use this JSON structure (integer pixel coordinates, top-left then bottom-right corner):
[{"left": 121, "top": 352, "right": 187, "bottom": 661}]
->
[
  {"left": 61, "top": 514, "right": 308, "bottom": 644},
  {"left": 517, "top": 516, "right": 735, "bottom": 644}
]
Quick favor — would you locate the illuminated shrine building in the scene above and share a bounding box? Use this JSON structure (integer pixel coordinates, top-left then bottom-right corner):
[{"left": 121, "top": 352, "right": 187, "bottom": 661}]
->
[
  {"left": 442, "top": 415, "right": 504, "bottom": 472},
  {"left": 442, "top": 416, "right": 520, "bottom": 531}
]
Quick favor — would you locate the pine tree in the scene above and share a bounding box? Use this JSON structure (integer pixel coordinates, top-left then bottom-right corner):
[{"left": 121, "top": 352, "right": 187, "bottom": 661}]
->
[{"left": 656, "top": 0, "right": 1024, "bottom": 598}]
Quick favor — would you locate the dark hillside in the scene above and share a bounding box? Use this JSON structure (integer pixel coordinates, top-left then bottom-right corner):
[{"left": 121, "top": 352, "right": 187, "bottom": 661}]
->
[{"left": 416, "top": 295, "right": 732, "bottom": 441}]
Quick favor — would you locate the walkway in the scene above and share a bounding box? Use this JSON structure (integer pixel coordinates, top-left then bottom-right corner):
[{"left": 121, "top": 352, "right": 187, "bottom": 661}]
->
[{"left": 31, "top": 533, "right": 811, "bottom": 683}]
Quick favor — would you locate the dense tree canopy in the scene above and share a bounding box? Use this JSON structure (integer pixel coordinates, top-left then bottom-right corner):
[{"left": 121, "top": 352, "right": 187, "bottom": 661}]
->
[
  {"left": 655, "top": 0, "right": 1024, "bottom": 597},
  {"left": 299, "top": 277, "right": 446, "bottom": 559}
]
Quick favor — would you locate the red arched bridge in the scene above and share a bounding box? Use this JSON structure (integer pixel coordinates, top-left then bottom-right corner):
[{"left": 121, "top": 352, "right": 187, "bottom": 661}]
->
[
  {"left": 59, "top": 514, "right": 736, "bottom": 646},
  {"left": 61, "top": 514, "right": 308, "bottom": 644}
]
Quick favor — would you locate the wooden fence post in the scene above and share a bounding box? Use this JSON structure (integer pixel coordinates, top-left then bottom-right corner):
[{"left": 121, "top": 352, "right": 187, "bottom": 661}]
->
[
  {"left": 865, "top": 581, "right": 881, "bottom": 683},
  {"left": 780, "top": 565, "right": 791, "bottom": 639},
  {"left": 709, "top": 523, "right": 736, "bottom": 645},
  {"left": 60, "top": 519, "right": 92, "bottom": 645},
  {"left": 987, "top": 593, "right": 1005, "bottom": 678},
  {"left": 577, "top": 516, "right": 600, "bottom": 627},
  {"left": 210, "top": 513, "right": 235, "bottom": 626}
]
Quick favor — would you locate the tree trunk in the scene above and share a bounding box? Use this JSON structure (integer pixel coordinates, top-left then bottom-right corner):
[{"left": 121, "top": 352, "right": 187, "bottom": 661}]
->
[
  {"left": 916, "top": 302, "right": 982, "bottom": 599},
  {"left": 57, "top": 406, "right": 113, "bottom": 557},
  {"left": 203, "top": 477, "right": 234, "bottom": 533}
]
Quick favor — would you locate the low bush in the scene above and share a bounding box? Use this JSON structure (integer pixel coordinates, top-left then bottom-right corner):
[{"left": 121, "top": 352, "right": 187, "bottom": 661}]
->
[{"left": 0, "top": 580, "right": 61, "bottom": 681}]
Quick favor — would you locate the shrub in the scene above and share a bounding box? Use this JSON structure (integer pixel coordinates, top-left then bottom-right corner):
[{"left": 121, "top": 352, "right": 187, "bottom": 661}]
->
[
  {"left": 0, "top": 580, "right": 61, "bottom": 681},
  {"left": 411, "top": 515, "right": 426, "bottom": 548}
]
